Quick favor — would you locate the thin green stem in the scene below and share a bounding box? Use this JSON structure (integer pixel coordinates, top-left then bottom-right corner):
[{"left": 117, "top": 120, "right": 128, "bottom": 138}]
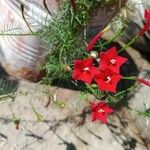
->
[
  {"left": 86, "top": 84, "right": 105, "bottom": 99},
  {"left": 115, "top": 85, "right": 135, "bottom": 97},
  {"left": 122, "top": 76, "right": 137, "bottom": 80},
  {"left": 0, "top": 33, "right": 36, "bottom": 36},
  {"left": 104, "top": 27, "right": 125, "bottom": 46},
  {"left": 118, "top": 36, "right": 138, "bottom": 53}
]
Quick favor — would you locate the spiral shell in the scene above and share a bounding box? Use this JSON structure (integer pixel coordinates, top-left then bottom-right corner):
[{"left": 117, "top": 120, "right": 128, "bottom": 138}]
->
[{"left": 0, "top": 0, "right": 56, "bottom": 81}]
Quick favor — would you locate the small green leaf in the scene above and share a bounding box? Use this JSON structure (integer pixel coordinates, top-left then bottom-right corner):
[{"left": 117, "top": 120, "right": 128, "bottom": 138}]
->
[{"left": 31, "top": 104, "right": 44, "bottom": 121}]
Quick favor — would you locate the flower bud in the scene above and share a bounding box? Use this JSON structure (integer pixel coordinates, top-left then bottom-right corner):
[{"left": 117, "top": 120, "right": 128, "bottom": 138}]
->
[
  {"left": 90, "top": 51, "right": 98, "bottom": 59},
  {"left": 63, "top": 65, "right": 72, "bottom": 72}
]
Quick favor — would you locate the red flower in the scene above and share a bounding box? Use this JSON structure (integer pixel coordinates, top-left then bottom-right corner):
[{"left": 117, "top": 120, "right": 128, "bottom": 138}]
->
[
  {"left": 137, "top": 78, "right": 150, "bottom": 87},
  {"left": 86, "top": 31, "right": 103, "bottom": 51},
  {"left": 138, "top": 10, "right": 150, "bottom": 36},
  {"left": 145, "top": 10, "right": 150, "bottom": 23},
  {"left": 86, "top": 26, "right": 110, "bottom": 51},
  {"left": 90, "top": 102, "right": 114, "bottom": 123},
  {"left": 72, "top": 58, "right": 98, "bottom": 84},
  {"left": 99, "top": 47, "right": 127, "bottom": 73},
  {"left": 94, "top": 68, "right": 122, "bottom": 93}
]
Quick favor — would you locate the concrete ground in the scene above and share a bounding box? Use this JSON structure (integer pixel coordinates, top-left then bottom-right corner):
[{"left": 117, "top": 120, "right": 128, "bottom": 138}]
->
[{"left": 0, "top": 82, "right": 148, "bottom": 150}]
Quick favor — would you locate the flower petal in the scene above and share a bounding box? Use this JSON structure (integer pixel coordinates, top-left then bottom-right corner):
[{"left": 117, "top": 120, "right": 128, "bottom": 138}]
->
[
  {"left": 138, "top": 23, "right": 150, "bottom": 36},
  {"left": 90, "top": 102, "right": 114, "bottom": 124},
  {"left": 137, "top": 78, "right": 150, "bottom": 87},
  {"left": 86, "top": 32, "right": 103, "bottom": 51},
  {"left": 145, "top": 10, "right": 150, "bottom": 23},
  {"left": 97, "top": 113, "right": 107, "bottom": 123},
  {"left": 99, "top": 46, "right": 127, "bottom": 73}
]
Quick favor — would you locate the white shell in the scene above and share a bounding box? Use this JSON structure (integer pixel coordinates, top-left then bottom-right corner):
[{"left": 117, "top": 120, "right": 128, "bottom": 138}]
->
[{"left": 0, "top": 0, "right": 56, "bottom": 81}]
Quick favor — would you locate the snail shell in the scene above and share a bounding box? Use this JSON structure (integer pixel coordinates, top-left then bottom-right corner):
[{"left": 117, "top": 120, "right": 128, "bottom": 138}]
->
[{"left": 0, "top": 0, "right": 55, "bottom": 81}]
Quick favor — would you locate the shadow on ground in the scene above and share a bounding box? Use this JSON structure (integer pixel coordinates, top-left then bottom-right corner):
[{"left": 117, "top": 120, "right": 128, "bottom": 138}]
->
[{"left": 0, "top": 66, "right": 18, "bottom": 96}]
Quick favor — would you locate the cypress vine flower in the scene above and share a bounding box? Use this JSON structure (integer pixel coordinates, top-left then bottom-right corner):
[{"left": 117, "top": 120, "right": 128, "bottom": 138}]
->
[
  {"left": 90, "top": 102, "right": 114, "bottom": 123},
  {"left": 94, "top": 68, "right": 122, "bottom": 93},
  {"left": 99, "top": 46, "right": 127, "bottom": 73},
  {"left": 86, "top": 26, "right": 110, "bottom": 51},
  {"left": 72, "top": 58, "right": 98, "bottom": 84},
  {"left": 137, "top": 78, "right": 150, "bottom": 87},
  {"left": 138, "top": 10, "right": 150, "bottom": 36},
  {"left": 86, "top": 32, "right": 104, "bottom": 51}
]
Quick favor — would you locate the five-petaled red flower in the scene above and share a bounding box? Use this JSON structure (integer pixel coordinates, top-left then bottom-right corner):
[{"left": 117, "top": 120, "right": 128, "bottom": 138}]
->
[
  {"left": 94, "top": 68, "right": 122, "bottom": 93},
  {"left": 72, "top": 58, "right": 98, "bottom": 84},
  {"left": 90, "top": 102, "right": 114, "bottom": 123},
  {"left": 99, "top": 47, "right": 127, "bottom": 73},
  {"left": 138, "top": 9, "right": 150, "bottom": 36}
]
